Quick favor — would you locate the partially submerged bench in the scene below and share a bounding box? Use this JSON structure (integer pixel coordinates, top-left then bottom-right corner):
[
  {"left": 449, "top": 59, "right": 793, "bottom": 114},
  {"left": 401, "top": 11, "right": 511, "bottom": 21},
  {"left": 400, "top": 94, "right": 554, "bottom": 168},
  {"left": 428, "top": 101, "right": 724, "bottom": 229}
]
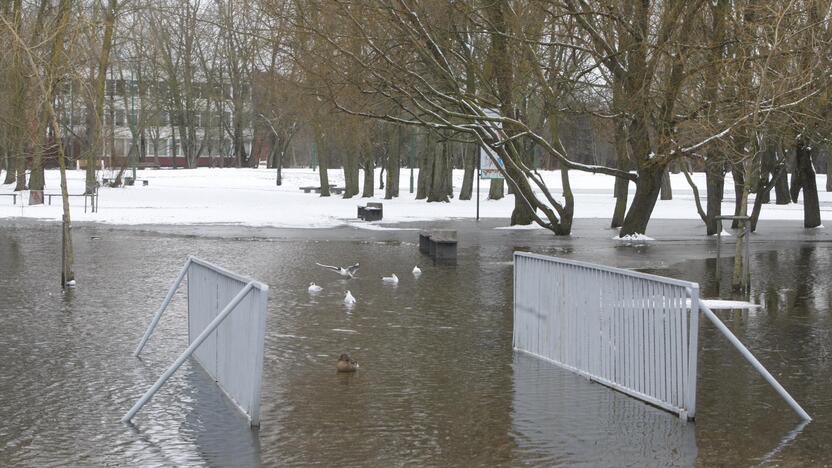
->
[
  {"left": 357, "top": 202, "right": 383, "bottom": 221},
  {"left": 419, "top": 229, "right": 457, "bottom": 264}
]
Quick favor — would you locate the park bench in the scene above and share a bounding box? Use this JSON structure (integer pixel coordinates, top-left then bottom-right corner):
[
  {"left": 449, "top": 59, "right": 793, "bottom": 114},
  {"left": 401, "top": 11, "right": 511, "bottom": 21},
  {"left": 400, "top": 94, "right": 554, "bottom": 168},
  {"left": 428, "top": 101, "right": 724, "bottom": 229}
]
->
[
  {"left": 45, "top": 189, "right": 99, "bottom": 213},
  {"left": 136, "top": 162, "right": 161, "bottom": 169},
  {"left": 419, "top": 229, "right": 458, "bottom": 264},
  {"left": 0, "top": 193, "right": 18, "bottom": 205},
  {"left": 357, "top": 202, "right": 383, "bottom": 221},
  {"left": 299, "top": 184, "right": 342, "bottom": 194}
]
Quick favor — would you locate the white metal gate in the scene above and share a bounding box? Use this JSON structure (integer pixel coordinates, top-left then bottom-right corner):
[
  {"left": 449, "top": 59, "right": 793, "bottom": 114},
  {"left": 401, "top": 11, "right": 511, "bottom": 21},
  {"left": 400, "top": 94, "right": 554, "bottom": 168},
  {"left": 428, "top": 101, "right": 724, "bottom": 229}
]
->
[
  {"left": 513, "top": 252, "right": 810, "bottom": 422},
  {"left": 513, "top": 252, "right": 699, "bottom": 418},
  {"left": 124, "top": 257, "right": 268, "bottom": 426}
]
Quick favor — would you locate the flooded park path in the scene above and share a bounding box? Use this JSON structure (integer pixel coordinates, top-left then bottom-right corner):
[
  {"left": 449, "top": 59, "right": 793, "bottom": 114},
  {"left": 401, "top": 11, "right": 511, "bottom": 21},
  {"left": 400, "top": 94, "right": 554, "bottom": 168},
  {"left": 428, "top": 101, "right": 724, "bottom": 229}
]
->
[{"left": 0, "top": 219, "right": 830, "bottom": 466}]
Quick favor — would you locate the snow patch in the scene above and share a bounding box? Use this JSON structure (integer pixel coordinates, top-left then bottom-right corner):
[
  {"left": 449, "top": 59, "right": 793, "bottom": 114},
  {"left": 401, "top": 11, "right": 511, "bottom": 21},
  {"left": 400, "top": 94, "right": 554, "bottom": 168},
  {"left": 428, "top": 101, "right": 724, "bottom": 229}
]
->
[
  {"left": 495, "top": 224, "right": 543, "bottom": 230},
  {"left": 614, "top": 233, "right": 655, "bottom": 243}
]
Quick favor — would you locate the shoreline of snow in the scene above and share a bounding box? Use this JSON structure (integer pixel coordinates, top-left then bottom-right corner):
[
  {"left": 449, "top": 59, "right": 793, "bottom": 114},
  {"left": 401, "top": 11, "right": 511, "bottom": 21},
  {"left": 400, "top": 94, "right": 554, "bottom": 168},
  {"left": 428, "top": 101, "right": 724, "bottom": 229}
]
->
[{"left": 2, "top": 167, "right": 831, "bottom": 229}]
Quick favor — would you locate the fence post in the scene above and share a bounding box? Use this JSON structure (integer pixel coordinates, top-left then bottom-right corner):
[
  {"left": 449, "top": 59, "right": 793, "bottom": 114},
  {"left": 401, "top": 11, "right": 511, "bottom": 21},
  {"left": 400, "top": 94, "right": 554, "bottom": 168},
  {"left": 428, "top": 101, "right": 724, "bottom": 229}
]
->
[{"left": 685, "top": 286, "right": 700, "bottom": 420}]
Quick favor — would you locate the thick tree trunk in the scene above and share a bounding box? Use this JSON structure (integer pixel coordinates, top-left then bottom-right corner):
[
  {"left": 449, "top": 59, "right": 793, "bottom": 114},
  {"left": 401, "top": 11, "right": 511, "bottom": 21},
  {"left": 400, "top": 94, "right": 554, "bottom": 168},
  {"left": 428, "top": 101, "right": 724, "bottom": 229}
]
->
[
  {"left": 660, "top": 170, "right": 672, "bottom": 200},
  {"left": 619, "top": 165, "right": 664, "bottom": 236},
  {"left": 427, "top": 139, "right": 450, "bottom": 202},
  {"left": 705, "top": 160, "right": 724, "bottom": 235},
  {"left": 416, "top": 132, "right": 432, "bottom": 200},
  {"left": 775, "top": 161, "right": 790, "bottom": 204},
  {"left": 361, "top": 143, "right": 374, "bottom": 197},
  {"left": 796, "top": 142, "right": 821, "bottom": 228},
  {"left": 488, "top": 178, "right": 504, "bottom": 200},
  {"left": 385, "top": 126, "right": 400, "bottom": 199},
  {"left": 459, "top": 143, "right": 476, "bottom": 200},
  {"left": 731, "top": 166, "right": 745, "bottom": 229},
  {"left": 610, "top": 120, "right": 628, "bottom": 228},
  {"left": 315, "top": 129, "right": 330, "bottom": 197},
  {"left": 343, "top": 149, "right": 359, "bottom": 199},
  {"left": 508, "top": 164, "right": 534, "bottom": 224}
]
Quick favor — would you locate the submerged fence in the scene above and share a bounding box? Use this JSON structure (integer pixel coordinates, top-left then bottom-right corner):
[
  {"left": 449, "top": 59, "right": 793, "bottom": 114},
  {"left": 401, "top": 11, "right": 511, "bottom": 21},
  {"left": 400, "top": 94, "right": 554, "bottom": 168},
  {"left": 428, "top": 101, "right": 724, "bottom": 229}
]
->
[
  {"left": 124, "top": 257, "right": 268, "bottom": 426},
  {"left": 514, "top": 252, "right": 699, "bottom": 418},
  {"left": 513, "top": 252, "right": 810, "bottom": 421}
]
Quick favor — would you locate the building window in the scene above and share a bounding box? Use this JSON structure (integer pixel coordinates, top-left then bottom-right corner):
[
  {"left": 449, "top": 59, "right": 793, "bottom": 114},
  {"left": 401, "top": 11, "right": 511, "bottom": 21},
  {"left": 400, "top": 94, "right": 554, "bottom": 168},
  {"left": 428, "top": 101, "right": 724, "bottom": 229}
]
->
[
  {"left": 157, "top": 139, "right": 169, "bottom": 157},
  {"left": 115, "top": 110, "right": 125, "bottom": 127}
]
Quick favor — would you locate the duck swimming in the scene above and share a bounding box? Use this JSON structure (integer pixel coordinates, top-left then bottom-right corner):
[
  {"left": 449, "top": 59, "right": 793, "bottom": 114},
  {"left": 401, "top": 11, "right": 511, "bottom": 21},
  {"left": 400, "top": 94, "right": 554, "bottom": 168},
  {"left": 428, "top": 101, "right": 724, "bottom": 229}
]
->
[
  {"left": 308, "top": 282, "right": 323, "bottom": 292},
  {"left": 382, "top": 273, "right": 399, "bottom": 284},
  {"left": 412, "top": 265, "right": 421, "bottom": 275},
  {"left": 337, "top": 353, "right": 359, "bottom": 372}
]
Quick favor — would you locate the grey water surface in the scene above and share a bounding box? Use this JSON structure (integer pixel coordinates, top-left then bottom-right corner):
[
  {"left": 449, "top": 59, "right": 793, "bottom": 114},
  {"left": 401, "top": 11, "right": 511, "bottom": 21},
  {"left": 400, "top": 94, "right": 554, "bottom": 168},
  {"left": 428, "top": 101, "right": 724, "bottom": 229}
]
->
[{"left": 0, "top": 221, "right": 829, "bottom": 466}]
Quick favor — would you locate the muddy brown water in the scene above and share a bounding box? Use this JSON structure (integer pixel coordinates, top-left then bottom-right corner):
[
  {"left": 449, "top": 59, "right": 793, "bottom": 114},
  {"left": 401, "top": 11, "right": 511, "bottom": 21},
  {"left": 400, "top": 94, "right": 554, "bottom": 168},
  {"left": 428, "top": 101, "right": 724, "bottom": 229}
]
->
[{"left": 0, "top": 221, "right": 830, "bottom": 466}]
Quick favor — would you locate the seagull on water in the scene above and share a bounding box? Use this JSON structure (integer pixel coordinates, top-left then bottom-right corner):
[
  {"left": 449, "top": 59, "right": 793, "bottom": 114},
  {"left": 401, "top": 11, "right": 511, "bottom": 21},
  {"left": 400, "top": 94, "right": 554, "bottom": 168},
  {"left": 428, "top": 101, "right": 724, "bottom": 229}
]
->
[
  {"left": 344, "top": 290, "right": 357, "bottom": 304},
  {"left": 412, "top": 265, "right": 421, "bottom": 275},
  {"left": 308, "top": 282, "right": 323, "bottom": 293},
  {"left": 382, "top": 273, "right": 399, "bottom": 284},
  {"left": 316, "top": 262, "right": 360, "bottom": 278}
]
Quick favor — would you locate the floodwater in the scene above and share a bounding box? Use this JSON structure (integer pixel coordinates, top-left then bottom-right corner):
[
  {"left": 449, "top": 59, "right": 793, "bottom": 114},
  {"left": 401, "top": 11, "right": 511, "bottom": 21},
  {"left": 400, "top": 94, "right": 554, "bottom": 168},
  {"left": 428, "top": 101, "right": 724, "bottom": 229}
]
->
[{"left": 0, "top": 221, "right": 830, "bottom": 466}]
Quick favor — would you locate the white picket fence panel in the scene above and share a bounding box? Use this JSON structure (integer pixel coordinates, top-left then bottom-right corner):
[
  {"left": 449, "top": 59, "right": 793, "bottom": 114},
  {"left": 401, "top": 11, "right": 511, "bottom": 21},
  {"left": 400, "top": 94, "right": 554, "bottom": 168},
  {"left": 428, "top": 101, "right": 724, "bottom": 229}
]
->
[
  {"left": 513, "top": 252, "right": 700, "bottom": 419},
  {"left": 124, "top": 256, "right": 268, "bottom": 426}
]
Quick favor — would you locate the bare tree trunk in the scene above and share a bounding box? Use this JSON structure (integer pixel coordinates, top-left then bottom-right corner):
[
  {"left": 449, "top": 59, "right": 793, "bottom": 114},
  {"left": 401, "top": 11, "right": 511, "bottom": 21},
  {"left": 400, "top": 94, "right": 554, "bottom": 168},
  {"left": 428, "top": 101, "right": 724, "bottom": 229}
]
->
[
  {"left": 361, "top": 141, "right": 374, "bottom": 197},
  {"left": 620, "top": 165, "right": 664, "bottom": 236},
  {"left": 731, "top": 166, "right": 745, "bottom": 229},
  {"left": 459, "top": 143, "right": 476, "bottom": 200},
  {"left": 342, "top": 148, "right": 359, "bottom": 198},
  {"left": 314, "top": 129, "right": 330, "bottom": 197},
  {"left": 660, "top": 170, "right": 672, "bottom": 200},
  {"left": 488, "top": 178, "right": 504, "bottom": 200},
  {"left": 705, "top": 160, "right": 725, "bottom": 235},
  {"left": 427, "top": 138, "right": 450, "bottom": 202},
  {"left": 610, "top": 118, "right": 628, "bottom": 228},
  {"left": 416, "top": 132, "right": 432, "bottom": 199},
  {"left": 385, "top": 126, "right": 400, "bottom": 199},
  {"left": 796, "top": 141, "right": 821, "bottom": 228},
  {"left": 775, "top": 144, "right": 790, "bottom": 204},
  {"left": 85, "top": 0, "right": 117, "bottom": 194}
]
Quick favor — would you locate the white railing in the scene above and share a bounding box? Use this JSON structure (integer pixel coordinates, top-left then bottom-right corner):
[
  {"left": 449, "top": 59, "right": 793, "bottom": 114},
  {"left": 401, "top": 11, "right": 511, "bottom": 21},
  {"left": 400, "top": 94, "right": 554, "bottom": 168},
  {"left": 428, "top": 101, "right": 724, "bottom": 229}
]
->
[
  {"left": 514, "top": 252, "right": 699, "bottom": 419},
  {"left": 123, "top": 256, "right": 268, "bottom": 426},
  {"left": 513, "top": 252, "right": 811, "bottom": 422}
]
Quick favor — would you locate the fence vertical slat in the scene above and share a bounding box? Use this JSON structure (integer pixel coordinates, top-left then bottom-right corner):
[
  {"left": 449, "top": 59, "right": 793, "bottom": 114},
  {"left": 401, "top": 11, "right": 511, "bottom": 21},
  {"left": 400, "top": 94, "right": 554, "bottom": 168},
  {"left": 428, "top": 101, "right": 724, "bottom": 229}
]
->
[{"left": 657, "top": 281, "right": 666, "bottom": 403}]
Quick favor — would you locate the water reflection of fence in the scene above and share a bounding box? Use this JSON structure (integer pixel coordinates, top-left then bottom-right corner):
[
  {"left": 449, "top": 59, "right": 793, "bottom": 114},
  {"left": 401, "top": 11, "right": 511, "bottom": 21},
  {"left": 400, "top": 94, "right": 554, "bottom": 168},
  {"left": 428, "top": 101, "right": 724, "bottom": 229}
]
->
[
  {"left": 123, "top": 257, "right": 268, "bottom": 426},
  {"left": 514, "top": 252, "right": 700, "bottom": 419}
]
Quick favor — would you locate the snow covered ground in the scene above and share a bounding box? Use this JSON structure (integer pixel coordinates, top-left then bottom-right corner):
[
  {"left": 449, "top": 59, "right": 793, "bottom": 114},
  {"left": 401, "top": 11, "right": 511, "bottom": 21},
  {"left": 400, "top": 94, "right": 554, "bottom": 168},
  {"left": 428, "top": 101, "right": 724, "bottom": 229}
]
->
[{"left": 0, "top": 167, "right": 829, "bottom": 229}]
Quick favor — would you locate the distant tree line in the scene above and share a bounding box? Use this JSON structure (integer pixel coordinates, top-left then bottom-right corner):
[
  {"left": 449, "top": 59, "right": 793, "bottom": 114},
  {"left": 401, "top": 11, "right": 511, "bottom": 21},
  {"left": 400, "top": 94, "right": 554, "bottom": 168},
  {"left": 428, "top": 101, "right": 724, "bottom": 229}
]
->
[{"left": 2, "top": 0, "right": 831, "bottom": 242}]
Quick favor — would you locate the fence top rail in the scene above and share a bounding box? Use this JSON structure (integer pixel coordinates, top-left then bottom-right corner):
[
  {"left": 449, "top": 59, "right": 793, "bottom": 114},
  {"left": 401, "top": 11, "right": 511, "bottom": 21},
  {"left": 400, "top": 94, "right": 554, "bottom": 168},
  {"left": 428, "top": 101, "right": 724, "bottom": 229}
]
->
[
  {"left": 187, "top": 256, "right": 269, "bottom": 291},
  {"left": 514, "top": 252, "right": 700, "bottom": 290}
]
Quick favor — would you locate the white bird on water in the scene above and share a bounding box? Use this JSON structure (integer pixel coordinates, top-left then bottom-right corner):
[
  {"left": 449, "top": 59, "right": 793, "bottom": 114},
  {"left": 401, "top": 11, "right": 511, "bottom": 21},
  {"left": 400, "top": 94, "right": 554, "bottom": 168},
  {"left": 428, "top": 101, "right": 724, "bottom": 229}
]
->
[
  {"left": 344, "top": 290, "right": 357, "bottom": 305},
  {"left": 316, "top": 262, "right": 360, "bottom": 279},
  {"left": 412, "top": 265, "right": 421, "bottom": 275},
  {"left": 382, "top": 273, "right": 399, "bottom": 284},
  {"left": 308, "top": 282, "right": 323, "bottom": 293}
]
